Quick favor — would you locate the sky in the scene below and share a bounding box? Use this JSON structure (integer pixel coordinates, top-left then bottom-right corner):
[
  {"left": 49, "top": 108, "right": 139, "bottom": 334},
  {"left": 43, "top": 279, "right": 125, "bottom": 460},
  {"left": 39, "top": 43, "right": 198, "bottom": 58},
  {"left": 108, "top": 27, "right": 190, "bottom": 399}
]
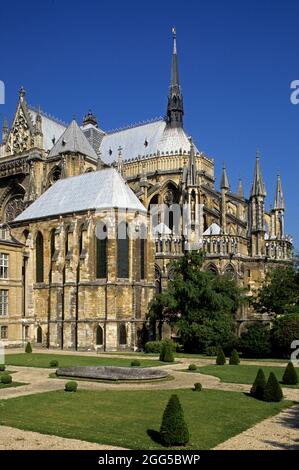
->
[{"left": 0, "top": 0, "right": 298, "bottom": 247}]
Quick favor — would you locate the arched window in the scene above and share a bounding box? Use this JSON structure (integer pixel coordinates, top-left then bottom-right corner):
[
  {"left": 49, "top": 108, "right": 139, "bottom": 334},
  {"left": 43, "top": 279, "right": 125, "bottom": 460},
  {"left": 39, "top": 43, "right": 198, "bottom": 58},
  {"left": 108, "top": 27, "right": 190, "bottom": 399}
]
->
[
  {"left": 79, "top": 225, "right": 84, "bottom": 255},
  {"left": 155, "top": 266, "right": 162, "bottom": 293},
  {"left": 96, "top": 223, "right": 107, "bottom": 278},
  {"left": 139, "top": 223, "right": 147, "bottom": 280},
  {"left": 119, "top": 323, "right": 127, "bottom": 345},
  {"left": 36, "top": 231, "right": 44, "bottom": 282},
  {"left": 117, "top": 222, "right": 129, "bottom": 278},
  {"left": 225, "top": 264, "right": 235, "bottom": 278},
  {"left": 50, "top": 229, "right": 56, "bottom": 259},
  {"left": 65, "top": 225, "right": 69, "bottom": 256},
  {"left": 36, "top": 326, "right": 42, "bottom": 343},
  {"left": 206, "top": 264, "right": 218, "bottom": 275},
  {"left": 96, "top": 325, "right": 103, "bottom": 345}
]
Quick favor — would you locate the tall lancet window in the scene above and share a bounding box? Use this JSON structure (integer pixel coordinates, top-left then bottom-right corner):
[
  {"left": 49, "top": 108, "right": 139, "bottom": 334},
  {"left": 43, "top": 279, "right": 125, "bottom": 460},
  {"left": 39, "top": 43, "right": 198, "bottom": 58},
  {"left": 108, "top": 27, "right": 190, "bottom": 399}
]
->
[
  {"left": 96, "top": 222, "right": 107, "bottom": 279},
  {"left": 36, "top": 231, "right": 44, "bottom": 282},
  {"left": 117, "top": 221, "right": 129, "bottom": 278}
]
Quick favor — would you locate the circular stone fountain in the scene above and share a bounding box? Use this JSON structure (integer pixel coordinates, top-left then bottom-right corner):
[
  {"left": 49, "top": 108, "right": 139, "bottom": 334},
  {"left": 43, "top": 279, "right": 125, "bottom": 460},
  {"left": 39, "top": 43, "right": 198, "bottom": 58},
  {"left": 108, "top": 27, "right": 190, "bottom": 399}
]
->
[{"left": 56, "top": 366, "right": 169, "bottom": 381}]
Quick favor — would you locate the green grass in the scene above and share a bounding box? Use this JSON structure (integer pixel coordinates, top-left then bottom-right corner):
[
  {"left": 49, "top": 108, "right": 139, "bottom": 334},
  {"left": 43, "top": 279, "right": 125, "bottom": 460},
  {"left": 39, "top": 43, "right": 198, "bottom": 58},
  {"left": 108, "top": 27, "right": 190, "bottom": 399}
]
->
[
  {"left": 0, "top": 389, "right": 292, "bottom": 449},
  {"left": 0, "top": 382, "right": 26, "bottom": 389},
  {"left": 196, "top": 364, "right": 299, "bottom": 388},
  {"left": 4, "top": 353, "right": 170, "bottom": 369}
]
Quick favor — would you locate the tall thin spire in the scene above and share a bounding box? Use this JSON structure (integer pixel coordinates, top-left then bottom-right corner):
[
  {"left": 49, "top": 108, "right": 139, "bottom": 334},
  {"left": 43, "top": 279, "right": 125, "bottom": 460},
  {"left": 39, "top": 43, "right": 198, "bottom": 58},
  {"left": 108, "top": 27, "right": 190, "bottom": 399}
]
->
[
  {"left": 274, "top": 174, "right": 284, "bottom": 210},
  {"left": 220, "top": 162, "right": 230, "bottom": 190},
  {"left": 186, "top": 136, "right": 197, "bottom": 186},
  {"left": 251, "top": 149, "right": 266, "bottom": 197},
  {"left": 167, "top": 27, "right": 184, "bottom": 127},
  {"left": 237, "top": 177, "right": 244, "bottom": 198}
]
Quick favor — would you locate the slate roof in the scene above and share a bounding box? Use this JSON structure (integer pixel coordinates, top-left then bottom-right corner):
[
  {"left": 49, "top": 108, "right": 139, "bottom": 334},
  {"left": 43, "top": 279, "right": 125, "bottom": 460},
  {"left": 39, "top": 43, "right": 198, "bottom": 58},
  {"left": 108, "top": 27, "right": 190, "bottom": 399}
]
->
[
  {"left": 48, "top": 120, "right": 98, "bottom": 160},
  {"left": 99, "top": 119, "right": 199, "bottom": 164},
  {"left": 28, "top": 108, "right": 66, "bottom": 151},
  {"left": 14, "top": 168, "right": 146, "bottom": 222}
]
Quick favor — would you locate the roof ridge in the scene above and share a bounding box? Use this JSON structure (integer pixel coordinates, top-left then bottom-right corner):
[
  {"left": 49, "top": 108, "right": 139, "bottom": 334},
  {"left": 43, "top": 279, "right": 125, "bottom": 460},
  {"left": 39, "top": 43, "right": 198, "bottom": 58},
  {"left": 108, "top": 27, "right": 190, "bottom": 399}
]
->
[
  {"left": 28, "top": 105, "right": 68, "bottom": 127},
  {"left": 106, "top": 116, "right": 164, "bottom": 135}
]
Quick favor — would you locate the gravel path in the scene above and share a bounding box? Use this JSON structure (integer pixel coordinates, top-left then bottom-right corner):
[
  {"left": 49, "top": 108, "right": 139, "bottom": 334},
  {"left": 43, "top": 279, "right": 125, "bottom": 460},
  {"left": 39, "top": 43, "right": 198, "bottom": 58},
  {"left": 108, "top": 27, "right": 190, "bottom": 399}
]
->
[
  {"left": 214, "top": 405, "right": 299, "bottom": 450},
  {"left": 0, "top": 426, "right": 126, "bottom": 450}
]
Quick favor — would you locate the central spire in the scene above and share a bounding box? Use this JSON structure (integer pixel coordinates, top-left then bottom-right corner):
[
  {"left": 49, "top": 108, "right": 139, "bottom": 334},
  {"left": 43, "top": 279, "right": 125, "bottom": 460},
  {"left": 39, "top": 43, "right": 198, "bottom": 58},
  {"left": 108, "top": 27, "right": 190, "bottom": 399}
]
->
[{"left": 167, "top": 27, "right": 184, "bottom": 128}]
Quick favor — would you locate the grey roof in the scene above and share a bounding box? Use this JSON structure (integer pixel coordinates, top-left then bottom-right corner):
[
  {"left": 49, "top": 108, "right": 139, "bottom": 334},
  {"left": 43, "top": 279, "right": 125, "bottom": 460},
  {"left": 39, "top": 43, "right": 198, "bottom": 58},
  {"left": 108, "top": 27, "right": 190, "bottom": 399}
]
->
[
  {"left": 14, "top": 168, "right": 146, "bottom": 222},
  {"left": 48, "top": 120, "right": 98, "bottom": 160},
  {"left": 99, "top": 119, "right": 198, "bottom": 164},
  {"left": 29, "top": 108, "right": 66, "bottom": 151}
]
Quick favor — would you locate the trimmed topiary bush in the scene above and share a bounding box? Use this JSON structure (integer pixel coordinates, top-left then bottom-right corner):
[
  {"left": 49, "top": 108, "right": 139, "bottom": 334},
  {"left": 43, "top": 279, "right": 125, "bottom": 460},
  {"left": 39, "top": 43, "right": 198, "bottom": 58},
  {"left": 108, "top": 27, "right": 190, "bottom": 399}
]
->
[
  {"left": 229, "top": 349, "right": 240, "bottom": 365},
  {"left": 264, "top": 372, "right": 283, "bottom": 402},
  {"left": 0, "top": 364, "right": 5, "bottom": 371},
  {"left": 25, "top": 342, "right": 32, "bottom": 353},
  {"left": 216, "top": 346, "right": 226, "bottom": 365},
  {"left": 131, "top": 359, "right": 141, "bottom": 367},
  {"left": 49, "top": 360, "right": 59, "bottom": 368},
  {"left": 1, "top": 373, "right": 12, "bottom": 384},
  {"left": 159, "top": 339, "right": 175, "bottom": 363},
  {"left": 250, "top": 368, "right": 266, "bottom": 400},
  {"left": 144, "top": 341, "right": 163, "bottom": 354},
  {"left": 282, "top": 362, "right": 298, "bottom": 385},
  {"left": 188, "top": 364, "right": 197, "bottom": 371},
  {"left": 64, "top": 381, "right": 78, "bottom": 392},
  {"left": 193, "top": 382, "right": 202, "bottom": 392},
  {"left": 159, "top": 394, "right": 189, "bottom": 446}
]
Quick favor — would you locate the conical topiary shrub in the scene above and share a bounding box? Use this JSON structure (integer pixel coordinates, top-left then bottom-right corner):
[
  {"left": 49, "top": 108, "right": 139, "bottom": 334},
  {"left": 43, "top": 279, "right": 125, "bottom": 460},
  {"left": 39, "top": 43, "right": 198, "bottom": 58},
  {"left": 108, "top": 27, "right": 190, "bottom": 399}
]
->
[
  {"left": 216, "top": 346, "right": 226, "bottom": 365},
  {"left": 250, "top": 368, "right": 266, "bottom": 400},
  {"left": 159, "top": 394, "right": 189, "bottom": 447},
  {"left": 159, "top": 340, "right": 174, "bottom": 363},
  {"left": 229, "top": 349, "right": 240, "bottom": 365},
  {"left": 282, "top": 362, "right": 298, "bottom": 385},
  {"left": 25, "top": 342, "right": 32, "bottom": 353},
  {"left": 264, "top": 372, "right": 283, "bottom": 402}
]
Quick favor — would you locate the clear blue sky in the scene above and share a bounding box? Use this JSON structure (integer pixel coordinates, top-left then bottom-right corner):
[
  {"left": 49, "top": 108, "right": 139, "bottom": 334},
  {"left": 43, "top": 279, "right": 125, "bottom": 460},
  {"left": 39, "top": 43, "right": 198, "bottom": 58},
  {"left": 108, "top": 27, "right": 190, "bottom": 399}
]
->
[{"left": 0, "top": 0, "right": 298, "bottom": 247}]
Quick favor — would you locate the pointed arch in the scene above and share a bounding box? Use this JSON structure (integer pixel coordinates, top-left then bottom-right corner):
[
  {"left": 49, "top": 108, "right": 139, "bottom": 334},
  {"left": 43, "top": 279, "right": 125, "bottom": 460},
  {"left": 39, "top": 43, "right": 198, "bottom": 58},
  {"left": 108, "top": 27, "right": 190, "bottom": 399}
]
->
[
  {"left": 96, "top": 325, "right": 103, "bottom": 346},
  {"left": 117, "top": 221, "right": 129, "bottom": 278},
  {"left": 119, "top": 322, "right": 127, "bottom": 345},
  {"left": 96, "top": 222, "right": 107, "bottom": 279},
  {"left": 36, "top": 325, "right": 42, "bottom": 344},
  {"left": 205, "top": 263, "right": 218, "bottom": 275}
]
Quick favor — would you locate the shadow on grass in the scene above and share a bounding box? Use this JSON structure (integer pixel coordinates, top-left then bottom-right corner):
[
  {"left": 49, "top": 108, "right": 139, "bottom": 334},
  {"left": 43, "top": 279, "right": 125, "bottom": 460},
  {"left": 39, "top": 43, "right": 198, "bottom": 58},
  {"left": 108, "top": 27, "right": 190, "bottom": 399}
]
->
[{"left": 147, "top": 429, "right": 163, "bottom": 446}]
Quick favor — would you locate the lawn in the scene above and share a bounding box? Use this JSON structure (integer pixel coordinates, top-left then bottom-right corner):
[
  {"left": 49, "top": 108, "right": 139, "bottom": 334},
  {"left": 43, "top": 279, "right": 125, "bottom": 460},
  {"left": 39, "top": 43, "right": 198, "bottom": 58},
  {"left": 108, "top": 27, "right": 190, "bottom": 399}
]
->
[
  {"left": 0, "top": 389, "right": 293, "bottom": 449},
  {"left": 4, "top": 353, "right": 169, "bottom": 369},
  {"left": 0, "top": 382, "right": 26, "bottom": 389},
  {"left": 196, "top": 364, "right": 299, "bottom": 388}
]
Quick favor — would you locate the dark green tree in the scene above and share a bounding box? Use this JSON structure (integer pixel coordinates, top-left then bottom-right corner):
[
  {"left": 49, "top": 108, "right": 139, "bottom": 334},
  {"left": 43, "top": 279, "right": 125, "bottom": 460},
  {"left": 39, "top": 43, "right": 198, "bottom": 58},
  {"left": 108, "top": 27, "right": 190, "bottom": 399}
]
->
[
  {"left": 159, "top": 394, "right": 189, "bottom": 447},
  {"left": 216, "top": 346, "right": 226, "bottom": 365},
  {"left": 250, "top": 369, "right": 267, "bottom": 400},
  {"left": 229, "top": 349, "right": 240, "bottom": 365},
  {"left": 159, "top": 339, "right": 175, "bottom": 362},
  {"left": 254, "top": 266, "right": 299, "bottom": 316},
  {"left": 271, "top": 314, "right": 299, "bottom": 357},
  {"left": 239, "top": 323, "right": 271, "bottom": 358},
  {"left": 282, "top": 362, "right": 298, "bottom": 385},
  {"left": 149, "top": 251, "right": 244, "bottom": 352},
  {"left": 264, "top": 372, "right": 283, "bottom": 402},
  {"left": 25, "top": 342, "right": 32, "bottom": 354}
]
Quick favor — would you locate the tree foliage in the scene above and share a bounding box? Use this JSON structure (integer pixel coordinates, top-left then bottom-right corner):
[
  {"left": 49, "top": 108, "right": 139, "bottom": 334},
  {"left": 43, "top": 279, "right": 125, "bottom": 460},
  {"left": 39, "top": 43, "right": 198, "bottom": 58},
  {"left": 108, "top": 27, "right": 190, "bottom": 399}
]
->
[
  {"left": 239, "top": 323, "right": 271, "bottom": 358},
  {"left": 159, "top": 394, "right": 189, "bottom": 447},
  {"left": 149, "top": 251, "right": 244, "bottom": 352},
  {"left": 263, "top": 372, "right": 283, "bottom": 402},
  {"left": 250, "top": 368, "right": 266, "bottom": 400},
  {"left": 271, "top": 313, "right": 299, "bottom": 357}
]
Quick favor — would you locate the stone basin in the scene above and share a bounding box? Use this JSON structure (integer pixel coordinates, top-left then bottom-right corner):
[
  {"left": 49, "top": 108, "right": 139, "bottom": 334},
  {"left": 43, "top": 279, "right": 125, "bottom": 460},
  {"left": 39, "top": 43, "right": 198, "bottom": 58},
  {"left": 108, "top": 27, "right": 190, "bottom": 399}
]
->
[{"left": 56, "top": 366, "right": 169, "bottom": 381}]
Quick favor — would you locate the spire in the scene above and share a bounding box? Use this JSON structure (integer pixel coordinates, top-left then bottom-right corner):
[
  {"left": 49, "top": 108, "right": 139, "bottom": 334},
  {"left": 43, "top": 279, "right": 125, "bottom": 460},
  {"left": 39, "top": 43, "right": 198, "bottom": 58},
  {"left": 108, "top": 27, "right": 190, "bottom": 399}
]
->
[
  {"left": 83, "top": 110, "right": 98, "bottom": 128},
  {"left": 274, "top": 174, "right": 284, "bottom": 210},
  {"left": 237, "top": 177, "right": 244, "bottom": 198},
  {"left": 167, "top": 27, "right": 184, "bottom": 128},
  {"left": 2, "top": 117, "right": 8, "bottom": 144},
  {"left": 186, "top": 136, "right": 197, "bottom": 186},
  {"left": 251, "top": 149, "right": 266, "bottom": 197},
  {"left": 35, "top": 106, "right": 42, "bottom": 134},
  {"left": 19, "top": 86, "right": 26, "bottom": 101},
  {"left": 220, "top": 162, "right": 230, "bottom": 190}
]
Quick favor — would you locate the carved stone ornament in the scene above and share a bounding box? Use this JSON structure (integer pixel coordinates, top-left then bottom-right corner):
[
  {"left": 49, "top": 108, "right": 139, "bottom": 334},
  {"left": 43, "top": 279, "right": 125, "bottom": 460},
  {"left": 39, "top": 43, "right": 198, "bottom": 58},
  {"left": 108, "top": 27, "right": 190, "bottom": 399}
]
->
[
  {"left": 6, "top": 108, "right": 34, "bottom": 155},
  {"left": 4, "top": 196, "right": 25, "bottom": 221},
  {"left": 164, "top": 189, "right": 174, "bottom": 205}
]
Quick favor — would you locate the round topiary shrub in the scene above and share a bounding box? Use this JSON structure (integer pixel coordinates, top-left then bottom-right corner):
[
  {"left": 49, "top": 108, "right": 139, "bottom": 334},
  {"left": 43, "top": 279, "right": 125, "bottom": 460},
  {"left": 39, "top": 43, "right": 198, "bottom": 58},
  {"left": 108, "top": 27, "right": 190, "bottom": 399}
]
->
[
  {"left": 159, "top": 394, "right": 189, "bottom": 446},
  {"left": 144, "top": 341, "right": 163, "bottom": 354},
  {"left": 159, "top": 339, "right": 175, "bottom": 363},
  {"left": 216, "top": 346, "right": 226, "bottom": 365},
  {"left": 0, "top": 364, "right": 5, "bottom": 372},
  {"left": 250, "top": 368, "right": 266, "bottom": 400},
  {"left": 193, "top": 382, "right": 202, "bottom": 392},
  {"left": 131, "top": 359, "right": 141, "bottom": 367},
  {"left": 25, "top": 342, "right": 32, "bottom": 354},
  {"left": 49, "top": 360, "right": 59, "bottom": 368},
  {"left": 1, "top": 373, "right": 12, "bottom": 384},
  {"left": 188, "top": 364, "right": 197, "bottom": 371},
  {"left": 229, "top": 349, "right": 240, "bottom": 365},
  {"left": 282, "top": 362, "right": 298, "bottom": 385},
  {"left": 264, "top": 372, "right": 283, "bottom": 402},
  {"left": 64, "top": 381, "right": 78, "bottom": 392}
]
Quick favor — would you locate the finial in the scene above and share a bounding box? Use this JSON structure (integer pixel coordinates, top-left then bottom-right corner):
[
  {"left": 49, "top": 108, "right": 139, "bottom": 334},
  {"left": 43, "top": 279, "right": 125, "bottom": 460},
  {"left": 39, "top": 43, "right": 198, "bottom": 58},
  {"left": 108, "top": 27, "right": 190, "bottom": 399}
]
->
[
  {"left": 19, "top": 86, "right": 26, "bottom": 99},
  {"left": 256, "top": 147, "right": 260, "bottom": 159}
]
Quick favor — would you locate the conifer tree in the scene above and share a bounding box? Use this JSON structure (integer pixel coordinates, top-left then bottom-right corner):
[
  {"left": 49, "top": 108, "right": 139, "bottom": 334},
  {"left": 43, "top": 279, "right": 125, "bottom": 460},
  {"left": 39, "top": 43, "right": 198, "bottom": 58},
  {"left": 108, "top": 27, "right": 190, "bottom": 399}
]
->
[
  {"left": 160, "top": 394, "right": 189, "bottom": 447},
  {"left": 250, "top": 368, "right": 266, "bottom": 400},
  {"left": 264, "top": 372, "right": 283, "bottom": 402},
  {"left": 282, "top": 362, "right": 298, "bottom": 385}
]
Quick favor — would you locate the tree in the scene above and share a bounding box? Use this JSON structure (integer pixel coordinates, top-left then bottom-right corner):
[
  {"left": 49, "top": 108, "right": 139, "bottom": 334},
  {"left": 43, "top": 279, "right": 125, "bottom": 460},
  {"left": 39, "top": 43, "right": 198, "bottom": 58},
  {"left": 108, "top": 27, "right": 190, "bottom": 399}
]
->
[
  {"left": 216, "top": 346, "right": 226, "bottom": 365},
  {"left": 159, "top": 339, "right": 175, "bottom": 362},
  {"left": 250, "top": 369, "right": 266, "bottom": 400},
  {"left": 159, "top": 394, "right": 189, "bottom": 447},
  {"left": 271, "top": 314, "right": 299, "bottom": 358},
  {"left": 254, "top": 266, "right": 299, "bottom": 316},
  {"left": 25, "top": 342, "right": 32, "bottom": 354},
  {"left": 264, "top": 372, "right": 283, "bottom": 402},
  {"left": 229, "top": 349, "right": 240, "bottom": 365},
  {"left": 149, "top": 251, "right": 244, "bottom": 353},
  {"left": 239, "top": 323, "right": 271, "bottom": 358},
  {"left": 282, "top": 362, "right": 298, "bottom": 385}
]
